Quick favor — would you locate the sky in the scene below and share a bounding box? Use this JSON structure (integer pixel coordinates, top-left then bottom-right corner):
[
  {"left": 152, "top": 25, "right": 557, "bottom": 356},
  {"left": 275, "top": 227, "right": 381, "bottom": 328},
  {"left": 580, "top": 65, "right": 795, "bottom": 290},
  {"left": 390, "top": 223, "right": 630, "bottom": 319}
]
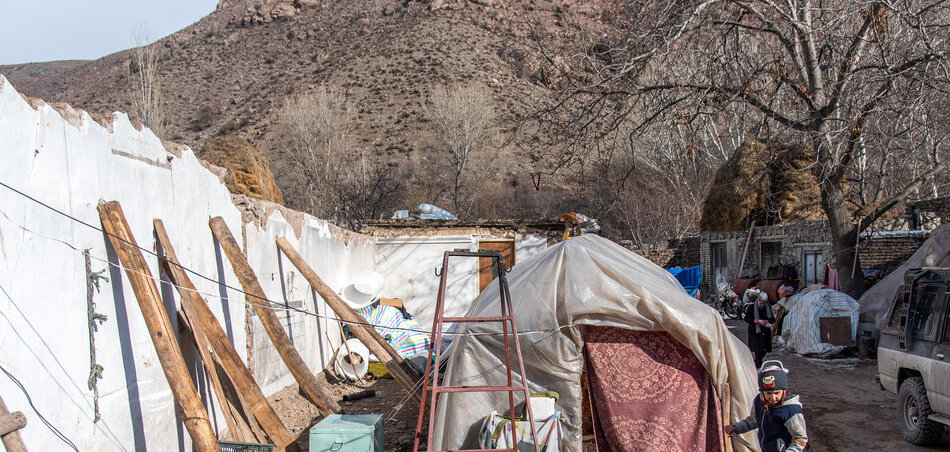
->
[{"left": 0, "top": 1, "right": 218, "bottom": 65}]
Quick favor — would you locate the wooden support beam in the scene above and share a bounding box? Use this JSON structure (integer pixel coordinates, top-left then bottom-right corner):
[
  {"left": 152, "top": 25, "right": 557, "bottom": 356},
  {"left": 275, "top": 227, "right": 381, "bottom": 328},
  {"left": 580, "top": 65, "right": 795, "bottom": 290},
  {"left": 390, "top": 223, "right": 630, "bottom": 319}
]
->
[
  {"left": 97, "top": 201, "right": 221, "bottom": 452},
  {"left": 274, "top": 237, "right": 420, "bottom": 397},
  {"left": 209, "top": 217, "right": 339, "bottom": 415},
  {"left": 175, "top": 309, "right": 255, "bottom": 443},
  {"left": 722, "top": 383, "right": 733, "bottom": 452},
  {"left": 154, "top": 219, "right": 297, "bottom": 451},
  {"left": 0, "top": 394, "right": 26, "bottom": 452},
  {"left": 0, "top": 412, "right": 25, "bottom": 437}
]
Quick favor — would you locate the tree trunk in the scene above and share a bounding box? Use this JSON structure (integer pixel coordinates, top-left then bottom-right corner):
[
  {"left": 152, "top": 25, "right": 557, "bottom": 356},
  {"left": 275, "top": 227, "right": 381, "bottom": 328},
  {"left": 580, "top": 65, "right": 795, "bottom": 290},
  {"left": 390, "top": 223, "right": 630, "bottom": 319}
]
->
[{"left": 819, "top": 175, "right": 866, "bottom": 298}]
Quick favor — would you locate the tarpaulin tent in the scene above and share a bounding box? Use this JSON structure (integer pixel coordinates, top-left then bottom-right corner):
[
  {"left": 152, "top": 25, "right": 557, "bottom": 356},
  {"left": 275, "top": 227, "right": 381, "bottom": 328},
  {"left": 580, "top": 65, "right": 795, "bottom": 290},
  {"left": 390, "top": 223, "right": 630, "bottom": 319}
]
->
[
  {"left": 858, "top": 224, "right": 950, "bottom": 328},
  {"left": 431, "top": 235, "right": 758, "bottom": 452},
  {"left": 779, "top": 289, "right": 860, "bottom": 357}
]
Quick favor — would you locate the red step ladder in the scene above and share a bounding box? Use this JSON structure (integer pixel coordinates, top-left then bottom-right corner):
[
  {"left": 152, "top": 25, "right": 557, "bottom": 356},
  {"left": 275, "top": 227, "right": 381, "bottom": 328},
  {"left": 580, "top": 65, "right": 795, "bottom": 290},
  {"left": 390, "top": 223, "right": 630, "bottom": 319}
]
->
[{"left": 413, "top": 249, "right": 541, "bottom": 452}]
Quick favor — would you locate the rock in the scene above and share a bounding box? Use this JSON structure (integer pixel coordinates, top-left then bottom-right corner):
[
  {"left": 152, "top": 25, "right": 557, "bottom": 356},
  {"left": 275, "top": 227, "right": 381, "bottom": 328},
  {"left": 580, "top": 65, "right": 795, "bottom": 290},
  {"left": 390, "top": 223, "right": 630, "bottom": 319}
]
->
[{"left": 197, "top": 136, "right": 285, "bottom": 205}]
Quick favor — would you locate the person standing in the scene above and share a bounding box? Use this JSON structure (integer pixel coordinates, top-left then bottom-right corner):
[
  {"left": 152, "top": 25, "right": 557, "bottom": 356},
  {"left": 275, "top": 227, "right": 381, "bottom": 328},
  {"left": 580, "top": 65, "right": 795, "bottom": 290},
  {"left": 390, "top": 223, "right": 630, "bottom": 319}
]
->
[
  {"left": 772, "top": 284, "right": 795, "bottom": 336},
  {"left": 744, "top": 290, "right": 775, "bottom": 369}
]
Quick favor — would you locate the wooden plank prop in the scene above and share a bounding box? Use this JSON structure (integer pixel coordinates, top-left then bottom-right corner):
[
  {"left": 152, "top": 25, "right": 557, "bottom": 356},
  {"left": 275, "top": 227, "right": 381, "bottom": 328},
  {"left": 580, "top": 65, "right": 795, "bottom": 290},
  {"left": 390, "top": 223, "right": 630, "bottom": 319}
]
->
[
  {"left": 721, "top": 383, "right": 733, "bottom": 452},
  {"left": 274, "top": 237, "right": 419, "bottom": 397},
  {"left": 97, "top": 201, "right": 221, "bottom": 452},
  {"left": 153, "top": 220, "right": 297, "bottom": 451},
  {"left": 0, "top": 394, "right": 27, "bottom": 452},
  {"left": 208, "top": 217, "right": 339, "bottom": 415}
]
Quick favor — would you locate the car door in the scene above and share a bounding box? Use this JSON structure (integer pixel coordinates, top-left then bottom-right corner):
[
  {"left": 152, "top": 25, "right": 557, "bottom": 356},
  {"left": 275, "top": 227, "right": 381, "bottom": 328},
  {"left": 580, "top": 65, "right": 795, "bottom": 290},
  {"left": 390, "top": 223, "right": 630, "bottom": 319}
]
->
[{"left": 931, "top": 286, "right": 950, "bottom": 415}]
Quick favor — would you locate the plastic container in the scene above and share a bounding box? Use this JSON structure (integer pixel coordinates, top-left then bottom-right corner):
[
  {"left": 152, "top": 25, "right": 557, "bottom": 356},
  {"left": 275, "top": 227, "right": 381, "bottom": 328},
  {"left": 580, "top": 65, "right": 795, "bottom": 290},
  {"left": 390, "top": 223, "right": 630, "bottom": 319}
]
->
[
  {"left": 309, "top": 414, "right": 383, "bottom": 452},
  {"left": 528, "top": 396, "right": 557, "bottom": 419},
  {"left": 334, "top": 339, "right": 369, "bottom": 381}
]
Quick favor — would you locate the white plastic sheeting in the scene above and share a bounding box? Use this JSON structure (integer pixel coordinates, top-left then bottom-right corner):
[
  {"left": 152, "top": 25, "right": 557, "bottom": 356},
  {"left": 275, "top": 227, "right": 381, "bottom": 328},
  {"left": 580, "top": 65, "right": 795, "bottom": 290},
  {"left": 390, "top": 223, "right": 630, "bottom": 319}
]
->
[
  {"left": 859, "top": 224, "right": 950, "bottom": 327},
  {"left": 0, "top": 75, "right": 244, "bottom": 451},
  {"left": 432, "top": 234, "right": 758, "bottom": 452},
  {"left": 779, "top": 289, "right": 860, "bottom": 356},
  {"left": 0, "top": 75, "right": 377, "bottom": 451}
]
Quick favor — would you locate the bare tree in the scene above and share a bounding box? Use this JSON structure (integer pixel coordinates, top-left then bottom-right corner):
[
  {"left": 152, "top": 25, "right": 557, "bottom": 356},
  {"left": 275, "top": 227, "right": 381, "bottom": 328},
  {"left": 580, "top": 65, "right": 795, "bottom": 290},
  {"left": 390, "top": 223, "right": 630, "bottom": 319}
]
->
[
  {"left": 128, "top": 27, "right": 165, "bottom": 138},
  {"left": 274, "top": 86, "right": 402, "bottom": 226},
  {"left": 276, "top": 85, "right": 355, "bottom": 214},
  {"left": 532, "top": 0, "right": 950, "bottom": 297},
  {"left": 425, "top": 84, "right": 498, "bottom": 217}
]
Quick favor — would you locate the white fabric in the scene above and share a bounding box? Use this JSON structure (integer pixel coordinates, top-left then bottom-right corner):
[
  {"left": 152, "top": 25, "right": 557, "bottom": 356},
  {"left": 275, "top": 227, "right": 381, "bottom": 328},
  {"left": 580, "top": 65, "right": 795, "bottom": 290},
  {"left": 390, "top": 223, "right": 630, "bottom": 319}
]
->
[
  {"left": 432, "top": 234, "right": 758, "bottom": 451},
  {"left": 478, "top": 411, "right": 563, "bottom": 451},
  {"left": 860, "top": 224, "right": 950, "bottom": 327},
  {"left": 780, "top": 289, "right": 860, "bottom": 356}
]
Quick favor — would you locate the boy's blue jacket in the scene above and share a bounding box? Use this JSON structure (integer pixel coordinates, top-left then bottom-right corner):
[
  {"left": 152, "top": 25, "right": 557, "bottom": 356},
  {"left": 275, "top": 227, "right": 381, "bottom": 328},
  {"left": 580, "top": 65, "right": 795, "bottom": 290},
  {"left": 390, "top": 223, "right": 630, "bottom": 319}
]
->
[{"left": 731, "top": 393, "right": 808, "bottom": 452}]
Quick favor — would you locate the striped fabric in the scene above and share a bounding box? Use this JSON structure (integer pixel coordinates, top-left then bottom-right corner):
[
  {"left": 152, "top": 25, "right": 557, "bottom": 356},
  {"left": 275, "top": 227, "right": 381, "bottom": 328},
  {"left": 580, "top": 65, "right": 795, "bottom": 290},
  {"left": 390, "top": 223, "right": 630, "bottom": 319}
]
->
[
  {"left": 357, "top": 305, "right": 431, "bottom": 358},
  {"left": 782, "top": 289, "right": 859, "bottom": 356}
]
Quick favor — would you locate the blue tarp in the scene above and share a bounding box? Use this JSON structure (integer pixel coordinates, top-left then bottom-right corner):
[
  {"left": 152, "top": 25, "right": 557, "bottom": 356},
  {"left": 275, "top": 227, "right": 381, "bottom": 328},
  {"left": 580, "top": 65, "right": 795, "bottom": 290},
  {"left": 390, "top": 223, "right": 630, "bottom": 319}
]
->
[{"left": 667, "top": 265, "right": 702, "bottom": 297}]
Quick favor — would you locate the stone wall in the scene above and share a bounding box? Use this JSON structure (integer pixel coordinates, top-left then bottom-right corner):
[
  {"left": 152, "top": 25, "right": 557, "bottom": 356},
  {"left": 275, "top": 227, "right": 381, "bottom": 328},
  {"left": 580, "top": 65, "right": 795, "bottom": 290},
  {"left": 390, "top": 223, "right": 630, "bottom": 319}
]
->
[{"left": 699, "top": 220, "right": 934, "bottom": 302}]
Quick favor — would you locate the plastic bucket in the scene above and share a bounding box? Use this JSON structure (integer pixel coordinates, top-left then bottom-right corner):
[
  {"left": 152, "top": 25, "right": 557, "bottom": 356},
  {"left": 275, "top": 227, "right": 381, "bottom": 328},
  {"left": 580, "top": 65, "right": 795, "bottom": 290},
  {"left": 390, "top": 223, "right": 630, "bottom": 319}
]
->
[{"left": 334, "top": 339, "right": 369, "bottom": 381}]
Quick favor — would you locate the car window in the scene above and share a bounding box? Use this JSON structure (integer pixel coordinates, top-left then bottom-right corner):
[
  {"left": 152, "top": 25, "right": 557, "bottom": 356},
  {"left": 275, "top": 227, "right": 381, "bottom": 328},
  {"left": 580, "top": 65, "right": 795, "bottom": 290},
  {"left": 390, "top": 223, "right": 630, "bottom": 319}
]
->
[
  {"left": 945, "top": 293, "right": 950, "bottom": 343},
  {"left": 913, "top": 289, "right": 938, "bottom": 337}
]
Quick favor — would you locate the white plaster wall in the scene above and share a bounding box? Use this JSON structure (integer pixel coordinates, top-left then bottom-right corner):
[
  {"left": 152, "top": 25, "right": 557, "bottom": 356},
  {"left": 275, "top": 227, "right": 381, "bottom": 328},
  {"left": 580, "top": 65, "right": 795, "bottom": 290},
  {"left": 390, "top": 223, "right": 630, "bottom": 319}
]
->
[
  {"left": 244, "top": 212, "right": 376, "bottom": 394},
  {"left": 375, "top": 234, "right": 549, "bottom": 330},
  {"left": 0, "top": 75, "right": 244, "bottom": 451}
]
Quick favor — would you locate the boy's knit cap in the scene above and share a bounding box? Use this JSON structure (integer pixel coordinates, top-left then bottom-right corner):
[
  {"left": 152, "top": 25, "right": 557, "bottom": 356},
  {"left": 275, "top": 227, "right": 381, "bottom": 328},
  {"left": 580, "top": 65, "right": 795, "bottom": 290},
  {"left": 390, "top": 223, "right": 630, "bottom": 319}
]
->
[{"left": 758, "top": 360, "right": 789, "bottom": 391}]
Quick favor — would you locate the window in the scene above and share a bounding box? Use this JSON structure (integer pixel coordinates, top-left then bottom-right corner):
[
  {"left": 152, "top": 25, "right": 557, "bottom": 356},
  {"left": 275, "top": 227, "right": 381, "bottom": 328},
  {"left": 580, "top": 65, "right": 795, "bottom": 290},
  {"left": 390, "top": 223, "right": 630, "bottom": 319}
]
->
[
  {"left": 711, "top": 243, "right": 728, "bottom": 288},
  {"left": 761, "top": 242, "right": 782, "bottom": 274},
  {"left": 802, "top": 250, "right": 824, "bottom": 287},
  {"left": 913, "top": 288, "right": 939, "bottom": 339},
  {"left": 944, "top": 302, "right": 950, "bottom": 343}
]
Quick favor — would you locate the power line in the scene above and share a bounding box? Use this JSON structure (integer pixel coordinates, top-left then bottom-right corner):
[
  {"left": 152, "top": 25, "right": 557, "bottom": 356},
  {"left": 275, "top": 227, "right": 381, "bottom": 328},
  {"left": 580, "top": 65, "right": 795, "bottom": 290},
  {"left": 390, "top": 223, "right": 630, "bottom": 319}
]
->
[
  {"left": 0, "top": 363, "right": 80, "bottom": 451},
  {"left": 0, "top": 180, "right": 573, "bottom": 337}
]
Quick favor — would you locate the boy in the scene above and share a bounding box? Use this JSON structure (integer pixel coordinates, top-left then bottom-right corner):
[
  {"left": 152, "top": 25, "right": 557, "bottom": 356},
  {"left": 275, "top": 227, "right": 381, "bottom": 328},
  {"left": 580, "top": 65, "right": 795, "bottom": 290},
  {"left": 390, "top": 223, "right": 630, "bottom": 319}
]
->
[{"left": 724, "top": 360, "right": 808, "bottom": 452}]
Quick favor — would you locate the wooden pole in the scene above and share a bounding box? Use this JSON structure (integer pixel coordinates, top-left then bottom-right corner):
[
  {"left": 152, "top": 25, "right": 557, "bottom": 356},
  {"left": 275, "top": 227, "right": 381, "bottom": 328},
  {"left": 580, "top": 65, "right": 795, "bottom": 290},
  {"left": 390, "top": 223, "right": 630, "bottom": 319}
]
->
[
  {"left": 208, "top": 217, "right": 339, "bottom": 415},
  {"left": 175, "top": 311, "right": 256, "bottom": 443},
  {"left": 97, "top": 201, "right": 221, "bottom": 452},
  {"left": 153, "top": 219, "right": 297, "bottom": 450},
  {"left": 721, "top": 383, "right": 734, "bottom": 452},
  {"left": 736, "top": 221, "right": 756, "bottom": 281},
  {"left": 0, "top": 394, "right": 27, "bottom": 452},
  {"left": 274, "top": 237, "right": 420, "bottom": 397}
]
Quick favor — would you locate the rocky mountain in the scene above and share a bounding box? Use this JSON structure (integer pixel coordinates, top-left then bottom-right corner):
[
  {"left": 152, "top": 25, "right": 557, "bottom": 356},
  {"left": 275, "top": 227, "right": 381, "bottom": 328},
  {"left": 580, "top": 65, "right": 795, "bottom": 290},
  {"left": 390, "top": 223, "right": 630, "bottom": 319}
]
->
[{"left": 1, "top": 0, "right": 614, "bottom": 221}]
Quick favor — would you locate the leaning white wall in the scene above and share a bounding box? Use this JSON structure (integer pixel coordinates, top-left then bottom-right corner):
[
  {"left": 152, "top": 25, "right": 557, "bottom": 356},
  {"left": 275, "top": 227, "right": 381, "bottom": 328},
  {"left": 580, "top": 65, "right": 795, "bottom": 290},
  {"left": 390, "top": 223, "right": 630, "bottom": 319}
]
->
[
  {"left": 375, "top": 233, "right": 549, "bottom": 329},
  {"left": 0, "top": 75, "right": 374, "bottom": 451}
]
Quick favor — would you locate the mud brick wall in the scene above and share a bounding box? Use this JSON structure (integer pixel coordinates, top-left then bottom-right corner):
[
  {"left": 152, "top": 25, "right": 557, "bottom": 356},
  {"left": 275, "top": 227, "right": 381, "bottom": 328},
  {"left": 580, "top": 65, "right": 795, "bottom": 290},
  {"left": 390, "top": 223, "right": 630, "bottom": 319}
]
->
[
  {"left": 629, "top": 236, "right": 701, "bottom": 269},
  {"left": 859, "top": 231, "right": 932, "bottom": 273}
]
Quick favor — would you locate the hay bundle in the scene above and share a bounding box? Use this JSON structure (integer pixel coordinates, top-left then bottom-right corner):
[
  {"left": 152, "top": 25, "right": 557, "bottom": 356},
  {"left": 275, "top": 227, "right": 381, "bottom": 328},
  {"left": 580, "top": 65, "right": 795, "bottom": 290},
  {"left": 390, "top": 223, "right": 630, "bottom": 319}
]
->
[
  {"left": 198, "top": 136, "right": 285, "bottom": 205},
  {"left": 700, "top": 140, "right": 822, "bottom": 232}
]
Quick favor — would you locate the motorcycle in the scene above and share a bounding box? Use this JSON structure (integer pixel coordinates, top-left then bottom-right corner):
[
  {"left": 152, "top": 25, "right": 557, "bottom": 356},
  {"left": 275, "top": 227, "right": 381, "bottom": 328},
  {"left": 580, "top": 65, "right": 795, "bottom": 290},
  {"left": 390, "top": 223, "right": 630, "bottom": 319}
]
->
[{"left": 716, "top": 283, "right": 743, "bottom": 320}]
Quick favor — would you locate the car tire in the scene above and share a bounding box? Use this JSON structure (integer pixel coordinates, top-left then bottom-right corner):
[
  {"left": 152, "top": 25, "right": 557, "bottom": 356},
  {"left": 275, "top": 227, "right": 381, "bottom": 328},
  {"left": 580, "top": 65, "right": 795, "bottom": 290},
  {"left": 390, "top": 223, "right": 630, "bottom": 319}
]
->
[{"left": 897, "top": 376, "right": 945, "bottom": 446}]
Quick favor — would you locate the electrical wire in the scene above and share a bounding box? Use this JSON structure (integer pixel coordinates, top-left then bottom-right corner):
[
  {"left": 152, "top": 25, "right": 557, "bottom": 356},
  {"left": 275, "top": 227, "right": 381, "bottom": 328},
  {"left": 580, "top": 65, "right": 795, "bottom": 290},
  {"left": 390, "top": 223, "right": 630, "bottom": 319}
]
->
[
  {"left": 0, "top": 363, "right": 80, "bottom": 451},
  {"left": 0, "top": 179, "right": 576, "bottom": 338}
]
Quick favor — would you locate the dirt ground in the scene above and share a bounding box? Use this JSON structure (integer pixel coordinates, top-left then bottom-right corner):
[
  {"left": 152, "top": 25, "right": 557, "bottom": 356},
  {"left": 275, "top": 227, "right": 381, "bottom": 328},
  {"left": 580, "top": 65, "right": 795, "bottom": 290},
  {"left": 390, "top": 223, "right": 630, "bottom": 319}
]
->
[
  {"left": 267, "top": 321, "right": 950, "bottom": 452},
  {"left": 268, "top": 371, "right": 420, "bottom": 452}
]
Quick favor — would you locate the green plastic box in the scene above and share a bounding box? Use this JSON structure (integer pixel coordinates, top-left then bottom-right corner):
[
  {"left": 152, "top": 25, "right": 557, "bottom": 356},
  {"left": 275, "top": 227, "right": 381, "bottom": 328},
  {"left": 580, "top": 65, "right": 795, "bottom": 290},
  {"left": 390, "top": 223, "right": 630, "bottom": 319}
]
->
[{"left": 309, "top": 414, "right": 384, "bottom": 452}]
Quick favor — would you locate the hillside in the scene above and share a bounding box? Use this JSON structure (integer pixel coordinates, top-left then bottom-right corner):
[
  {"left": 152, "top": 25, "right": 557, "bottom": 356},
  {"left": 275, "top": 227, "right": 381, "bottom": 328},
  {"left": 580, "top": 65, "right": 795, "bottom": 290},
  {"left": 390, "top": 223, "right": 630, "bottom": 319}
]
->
[{"left": 2, "top": 0, "right": 613, "bottom": 220}]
